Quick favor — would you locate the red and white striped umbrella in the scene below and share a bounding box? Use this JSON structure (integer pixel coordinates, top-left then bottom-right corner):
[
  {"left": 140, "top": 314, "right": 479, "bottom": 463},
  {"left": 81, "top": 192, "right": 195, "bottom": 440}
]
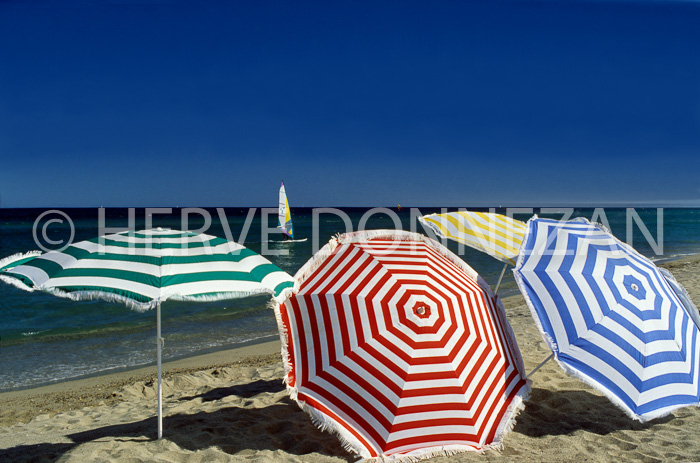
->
[{"left": 274, "top": 230, "right": 530, "bottom": 460}]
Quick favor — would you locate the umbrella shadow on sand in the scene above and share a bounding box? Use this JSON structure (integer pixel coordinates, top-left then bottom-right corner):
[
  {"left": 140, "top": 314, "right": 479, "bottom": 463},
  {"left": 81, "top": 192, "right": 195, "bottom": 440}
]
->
[
  {"left": 0, "top": 380, "right": 352, "bottom": 463},
  {"left": 0, "top": 384, "right": 679, "bottom": 463},
  {"left": 69, "top": 401, "right": 351, "bottom": 458},
  {"left": 515, "top": 387, "right": 674, "bottom": 438},
  {"left": 177, "top": 378, "right": 286, "bottom": 402}
]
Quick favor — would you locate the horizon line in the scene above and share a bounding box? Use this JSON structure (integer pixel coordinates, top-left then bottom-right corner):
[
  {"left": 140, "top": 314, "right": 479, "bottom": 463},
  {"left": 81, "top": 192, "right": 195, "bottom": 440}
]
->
[{"left": 1, "top": 203, "right": 699, "bottom": 210}]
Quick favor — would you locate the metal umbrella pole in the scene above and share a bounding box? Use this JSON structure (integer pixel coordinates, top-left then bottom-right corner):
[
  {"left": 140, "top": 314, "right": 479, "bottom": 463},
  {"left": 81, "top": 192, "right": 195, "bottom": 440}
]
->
[
  {"left": 526, "top": 353, "right": 554, "bottom": 379},
  {"left": 157, "top": 300, "right": 163, "bottom": 440},
  {"left": 494, "top": 263, "right": 508, "bottom": 295}
]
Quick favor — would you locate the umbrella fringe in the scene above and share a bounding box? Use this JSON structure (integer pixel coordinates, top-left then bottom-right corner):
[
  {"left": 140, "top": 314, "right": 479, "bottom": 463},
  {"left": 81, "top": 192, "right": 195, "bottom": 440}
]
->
[
  {"left": 0, "top": 250, "right": 43, "bottom": 291},
  {"left": 366, "top": 446, "right": 483, "bottom": 463},
  {"left": 269, "top": 296, "right": 295, "bottom": 393},
  {"left": 553, "top": 359, "right": 645, "bottom": 420},
  {"left": 491, "top": 390, "right": 529, "bottom": 447},
  {"left": 297, "top": 398, "right": 369, "bottom": 459},
  {"left": 553, "top": 357, "right": 696, "bottom": 423},
  {"left": 9, "top": 287, "right": 278, "bottom": 313},
  {"left": 0, "top": 274, "right": 36, "bottom": 292},
  {"left": 172, "top": 290, "right": 275, "bottom": 303},
  {"left": 294, "top": 402, "right": 488, "bottom": 462},
  {"left": 417, "top": 214, "right": 442, "bottom": 237},
  {"left": 0, "top": 250, "right": 42, "bottom": 270},
  {"left": 271, "top": 233, "right": 342, "bottom": 389},
  {"left": 284, "top": 382, "right": 532, "bottom": 462},
  {"left": 38, "top": 287, "right": 157, "bottom": 312}
]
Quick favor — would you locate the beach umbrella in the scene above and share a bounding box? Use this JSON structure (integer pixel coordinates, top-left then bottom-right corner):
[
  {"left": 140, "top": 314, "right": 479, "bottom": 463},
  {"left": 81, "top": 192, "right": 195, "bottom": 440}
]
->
[
  {"left": 513, "top": 217, "right": 700, "bottom": 422},
  {"left": 274, "top": 230, "right": 530, "bottom": 460},
  {"left": 419, "top": 211, "right": 526, "bottom": 293},
  {"left": 0, "top": 228, "right": 293, "bottom": 438}
]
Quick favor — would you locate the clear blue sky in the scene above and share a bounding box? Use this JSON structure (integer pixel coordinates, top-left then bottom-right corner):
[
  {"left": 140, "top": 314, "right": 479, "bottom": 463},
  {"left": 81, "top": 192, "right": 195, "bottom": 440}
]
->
[{"left": 1, "top": 0, "right": 699, "bottom": 207}]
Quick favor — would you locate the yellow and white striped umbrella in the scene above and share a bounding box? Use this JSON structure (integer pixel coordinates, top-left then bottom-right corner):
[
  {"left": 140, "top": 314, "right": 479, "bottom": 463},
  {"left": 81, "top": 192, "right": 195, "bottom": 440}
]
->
[{"left": 419, "top": 211, "right": 526, "bottom": 265}]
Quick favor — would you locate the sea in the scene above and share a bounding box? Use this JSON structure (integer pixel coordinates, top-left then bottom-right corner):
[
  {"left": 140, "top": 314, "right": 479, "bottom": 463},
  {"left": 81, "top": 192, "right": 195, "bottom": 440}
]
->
[{"left": 1, "top": 206, "right": 699, "bottom": 391}]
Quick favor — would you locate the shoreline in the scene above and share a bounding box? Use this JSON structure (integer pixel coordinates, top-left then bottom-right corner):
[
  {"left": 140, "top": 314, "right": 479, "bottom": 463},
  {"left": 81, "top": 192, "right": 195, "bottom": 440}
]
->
[
  {"left": 0, "top": 333, "right": 281, "bottom": 394},
  {"left": 0, "top": 340, "right": 283, "bottom": 428}
]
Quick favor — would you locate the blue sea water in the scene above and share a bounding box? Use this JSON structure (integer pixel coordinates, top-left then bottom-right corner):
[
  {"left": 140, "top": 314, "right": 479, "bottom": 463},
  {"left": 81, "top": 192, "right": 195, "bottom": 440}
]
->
[{"left": 0, "top": 207, "right": 698, "bottom": 391}]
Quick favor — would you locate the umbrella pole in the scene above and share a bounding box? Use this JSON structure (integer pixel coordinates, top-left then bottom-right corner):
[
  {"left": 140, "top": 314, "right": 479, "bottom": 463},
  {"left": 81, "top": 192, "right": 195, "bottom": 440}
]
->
[
  {"left": 157, "top": 300, "right": 163, "bottom": 440},
  {"left": 494, "top": 263, "right": 508, "bottom": 295},
  {"left": 526, "top": 353, "right": 554, "bottom": 379}
]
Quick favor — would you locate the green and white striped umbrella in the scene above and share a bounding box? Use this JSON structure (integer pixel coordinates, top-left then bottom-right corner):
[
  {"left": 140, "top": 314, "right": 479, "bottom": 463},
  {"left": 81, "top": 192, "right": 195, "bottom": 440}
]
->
[
  {"left": 0, "top": 228, "right": 293, "bottom": 308},
  {"left": 0, "top": 228, "right": 293, "bottom": 438}
]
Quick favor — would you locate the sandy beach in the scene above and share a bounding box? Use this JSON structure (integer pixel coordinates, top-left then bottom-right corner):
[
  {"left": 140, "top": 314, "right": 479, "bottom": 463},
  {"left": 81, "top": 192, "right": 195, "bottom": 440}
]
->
[{"left": 2, "top": 255, "right": 700, "bottom": 462}]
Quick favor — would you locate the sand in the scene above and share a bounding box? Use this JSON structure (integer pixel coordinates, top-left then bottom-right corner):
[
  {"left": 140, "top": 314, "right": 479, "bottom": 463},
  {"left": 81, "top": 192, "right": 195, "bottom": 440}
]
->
[{"left": 2, "top": 255, "right": 700, "bottom": 462}]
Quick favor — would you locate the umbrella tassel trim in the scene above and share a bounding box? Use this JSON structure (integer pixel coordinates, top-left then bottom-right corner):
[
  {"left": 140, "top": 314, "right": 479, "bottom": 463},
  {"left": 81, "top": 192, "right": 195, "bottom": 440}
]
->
[
  {"left": 552, "top": 353, "right": 696, "bottom": 423},
  {"left": 490, "top": 391, "right": 529, "bottom": 449},
  {"left": 368, "top": 446, "right": 486, "bottom": 463},
  {"left": 291, "top": 395, "right": 372, "bottom": 460},
  {"left": 553, "top": 357, "right": 646, "bottom": 421},
  {"left": 294, "top": 400, "right": 484, "bottom": 463},
  {"left": 0, "top": 251, "right": 43, "bottom": 291},
  {"left": 283, "top": 379, "right": 531, "bottom": 462},
  {"left": 269, "top": 297, "right": 295, "bottom": 396},
  {"left": 0, "top": 250, "right": 42, "bottom": 270},
  {"left": 172, "top": 290, "right": 276, "bottom": 303},
  {"left": 39, "top": 287, "right": 157, "bottom": 312},
  {"left": 0, "top": 274, "right": 36, "bottom": 292},
  {"left": 271, "top": 234, "right": 343, "bottom": 393}
]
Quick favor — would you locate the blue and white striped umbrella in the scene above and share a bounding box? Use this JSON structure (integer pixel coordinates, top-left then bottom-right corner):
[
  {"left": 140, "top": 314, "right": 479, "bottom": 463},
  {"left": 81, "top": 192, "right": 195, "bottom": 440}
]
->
[{"left": 514, "top": 217, "right": 700, "bottom": 422}]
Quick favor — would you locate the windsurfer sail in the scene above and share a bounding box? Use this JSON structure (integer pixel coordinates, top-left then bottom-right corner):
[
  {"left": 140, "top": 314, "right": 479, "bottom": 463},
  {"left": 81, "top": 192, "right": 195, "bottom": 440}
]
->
[{"left": 278, "top": 182, "right": 294, "bottom": 239}]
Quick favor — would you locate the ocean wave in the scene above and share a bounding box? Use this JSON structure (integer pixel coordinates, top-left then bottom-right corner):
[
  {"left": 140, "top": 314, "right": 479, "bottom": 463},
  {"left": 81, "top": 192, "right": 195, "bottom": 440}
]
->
[{"left": 21, "top": 330, "right": 49, "bottom": 337}]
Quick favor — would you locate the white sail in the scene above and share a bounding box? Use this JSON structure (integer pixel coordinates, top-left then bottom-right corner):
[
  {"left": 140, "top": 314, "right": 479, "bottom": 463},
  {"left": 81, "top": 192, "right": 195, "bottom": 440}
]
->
[{"left": 278, "top": 182, "right": 293, "bottom": 238}]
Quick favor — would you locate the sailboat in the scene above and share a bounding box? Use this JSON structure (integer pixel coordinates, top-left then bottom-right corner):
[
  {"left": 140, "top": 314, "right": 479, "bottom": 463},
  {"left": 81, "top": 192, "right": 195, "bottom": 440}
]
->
[{"left": 277, "top": 182, "right": 306, "bottom": 242}]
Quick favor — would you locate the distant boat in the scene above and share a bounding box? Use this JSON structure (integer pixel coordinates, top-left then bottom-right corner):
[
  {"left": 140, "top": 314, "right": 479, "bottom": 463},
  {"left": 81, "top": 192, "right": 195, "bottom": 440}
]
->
[
  {"left": 276, "top": 183, "right": 307, "bottom": 243},
  {"left": 278, "top": 182, "right": 295, "bottom": 240}
]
